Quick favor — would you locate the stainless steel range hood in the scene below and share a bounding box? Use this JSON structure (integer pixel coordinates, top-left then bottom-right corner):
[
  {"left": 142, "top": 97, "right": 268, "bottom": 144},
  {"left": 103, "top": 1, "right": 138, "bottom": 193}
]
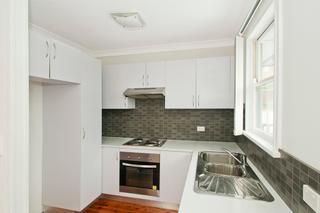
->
[{"left": 123, "top": 87, "right": 165, "bottom": 99}]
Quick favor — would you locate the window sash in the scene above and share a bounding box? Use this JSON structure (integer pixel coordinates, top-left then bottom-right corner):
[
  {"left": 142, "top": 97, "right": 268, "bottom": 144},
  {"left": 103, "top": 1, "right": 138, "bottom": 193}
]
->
[{"left": 255, "top": 22, "right": 275, "bottom": 83}]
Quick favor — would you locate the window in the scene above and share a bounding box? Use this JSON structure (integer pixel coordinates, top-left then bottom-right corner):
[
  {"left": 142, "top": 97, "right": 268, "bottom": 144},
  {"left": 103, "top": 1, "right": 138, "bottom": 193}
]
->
[
  {"left": 243, "top": 2, "right": 280, "bottom": 157},
  {"left": 254, "top": 23, "right": 275, "bottom": 136}
]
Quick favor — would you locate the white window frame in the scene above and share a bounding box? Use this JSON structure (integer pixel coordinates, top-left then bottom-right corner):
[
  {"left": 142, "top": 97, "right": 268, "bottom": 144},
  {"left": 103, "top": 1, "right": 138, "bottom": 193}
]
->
[{"left": 244, "top": 2, "right": 281, "bottom": 158}]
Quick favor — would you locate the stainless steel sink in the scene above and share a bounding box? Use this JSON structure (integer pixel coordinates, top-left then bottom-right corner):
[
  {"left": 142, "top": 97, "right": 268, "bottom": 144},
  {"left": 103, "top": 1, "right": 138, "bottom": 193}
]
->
[
  {"left": 194, "top": 151, "right": 274, "bottom": 202},
  {"left": 199, "top": 152, "right": 246, "bottom": 165},
  {"left": 204, "top": 163, "right": 246, "bottom": 177}
]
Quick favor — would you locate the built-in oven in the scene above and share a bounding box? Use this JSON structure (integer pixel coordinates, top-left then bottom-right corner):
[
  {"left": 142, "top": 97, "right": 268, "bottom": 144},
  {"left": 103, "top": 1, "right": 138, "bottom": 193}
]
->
[{"left": 120, "top": 152, "right": 160, "bottom": 197}]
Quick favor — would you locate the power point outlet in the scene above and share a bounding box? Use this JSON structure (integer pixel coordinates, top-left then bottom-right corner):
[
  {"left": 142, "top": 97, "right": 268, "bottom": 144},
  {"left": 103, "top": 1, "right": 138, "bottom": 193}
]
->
[
  {"left": 303, "top": 185, "right": 320, "bottom": 213},
  {"left": 197, "top": 126, "right": 205, "bottom": 132}
]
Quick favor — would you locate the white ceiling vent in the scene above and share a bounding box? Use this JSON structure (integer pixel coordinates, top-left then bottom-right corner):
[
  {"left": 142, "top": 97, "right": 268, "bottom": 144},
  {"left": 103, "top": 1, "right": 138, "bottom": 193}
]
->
[{"left": 111, "top": 12, "right": 145, "bottom": 29}]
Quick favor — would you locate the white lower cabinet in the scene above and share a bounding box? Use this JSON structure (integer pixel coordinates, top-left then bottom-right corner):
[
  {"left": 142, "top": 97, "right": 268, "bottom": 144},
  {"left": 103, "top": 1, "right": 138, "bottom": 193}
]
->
[
  {"left": 160, "top": 151, "right": 192, "bottom": 204},
  {"left": 102, "top": 147, "right": 120, "bottom": 195}
]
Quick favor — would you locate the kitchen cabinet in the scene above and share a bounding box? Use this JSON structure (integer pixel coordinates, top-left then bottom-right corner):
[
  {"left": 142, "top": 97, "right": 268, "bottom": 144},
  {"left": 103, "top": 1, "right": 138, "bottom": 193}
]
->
[
  {"left": 165, "top": 59, "right": 197, "bottom": 109},
  {"left": 160, "top": 151, "right": 192, "bottom": 204},
  {"left": 42, "top": 53, "right": 101, "bottom": 211},
  {"left": 102, "top": 147, "right": 120, "bottom": 195},
  {"left": 124, "top": 63, "right": 146, "bottom": 88},
  {"left": 29, "top": 30, "right": 50, "bottom": 79},
  {"left": 49, "top": 39, "right": 82, "bottom": 83},
  {"left": 102, "top": 64, "right": 136, "bottom": 109},
  {"left": 80, "top": 56, "right": 102, "bottom": 208},
  {"left": 102, "top": 57, "right": 233, "bottom": 109},
  {"left": 165, "top": 57, "right": 234, "bottom": 109},
  {"left": 102, "top": 62, "right": 165, "bottom": 109},
  {"left": 29, "top": 29, "right": 81, "bottom": 84},
  {"left": 196, "top": 56, "right": 234, "bottom": 108},
  {"left": 145, "top": 62, "right": 165, "bottom": 87}
]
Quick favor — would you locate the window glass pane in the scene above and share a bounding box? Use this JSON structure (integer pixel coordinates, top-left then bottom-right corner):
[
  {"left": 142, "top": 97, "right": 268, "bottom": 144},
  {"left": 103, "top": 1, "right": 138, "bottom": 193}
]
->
[
  {"left": 257, "top": 24, "right": 275, "bottom": 81},
  {"left": 255, "top": 82, "right": 273, "bottom": 135}
]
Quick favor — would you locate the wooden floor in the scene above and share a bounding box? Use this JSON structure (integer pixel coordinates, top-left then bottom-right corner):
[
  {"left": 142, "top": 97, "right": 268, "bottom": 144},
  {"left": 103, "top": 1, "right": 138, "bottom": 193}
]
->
[{"left": 83, "top": 196, "right": 178, "bottom": 213}]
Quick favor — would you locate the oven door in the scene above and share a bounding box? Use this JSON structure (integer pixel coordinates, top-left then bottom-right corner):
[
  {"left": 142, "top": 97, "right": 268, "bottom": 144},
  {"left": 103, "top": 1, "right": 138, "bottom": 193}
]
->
[{"left": 120, "top": 160, "right": 160, "bottom": 197}]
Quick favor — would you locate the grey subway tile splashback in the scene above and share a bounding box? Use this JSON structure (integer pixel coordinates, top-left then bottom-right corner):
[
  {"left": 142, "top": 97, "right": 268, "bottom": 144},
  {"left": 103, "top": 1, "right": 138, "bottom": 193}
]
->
[
  {"left": 102, "top": 99, "right": 235, "bottom": 142},
  {"left": 237, "top": 135, "right": 320, "bottom": 213}
]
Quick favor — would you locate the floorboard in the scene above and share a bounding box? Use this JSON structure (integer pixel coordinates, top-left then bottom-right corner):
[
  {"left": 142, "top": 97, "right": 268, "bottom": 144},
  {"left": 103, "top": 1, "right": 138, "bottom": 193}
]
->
[{"left": 83, "top": 197, "right": 178, "bottom": 213}]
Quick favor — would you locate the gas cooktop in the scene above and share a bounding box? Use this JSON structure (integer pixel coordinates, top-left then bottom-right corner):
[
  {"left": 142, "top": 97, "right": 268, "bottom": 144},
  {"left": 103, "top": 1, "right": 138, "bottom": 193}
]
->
[{"left": 123, "top": 138, "right": 167, "bottom": 147}]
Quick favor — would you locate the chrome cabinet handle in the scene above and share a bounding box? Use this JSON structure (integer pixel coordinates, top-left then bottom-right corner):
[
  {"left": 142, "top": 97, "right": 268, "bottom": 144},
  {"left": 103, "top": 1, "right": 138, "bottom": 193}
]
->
[
  {"left": 142, "top": 75, "right": 145, "bottom": 87},
  {"left": 82, "top": 128, "right": 86, "bottom": 140},
  {"left": 45, "top": 40, "right": 49, "bottom": 58},
  {"left": 198, "top": 95, "right": 200, "bottom": 107},
  {"left": 122, "top": 162, "right": 157, "bottom": 169},
  {"left": 146, "top": 74, "right": 149, "bottom": 86},
  {"left": 124, "top": 97, "right": 127, "bottom": 108},
  {"left": 192, "top": 95, "right": 195, "bottom": 107},
  {"left": 52, "top": 42, "right": 56, "bottom": 59}
]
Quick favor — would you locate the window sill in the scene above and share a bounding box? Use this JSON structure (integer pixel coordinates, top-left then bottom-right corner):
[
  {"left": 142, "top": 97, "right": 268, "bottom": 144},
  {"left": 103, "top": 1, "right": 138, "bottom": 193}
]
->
[{"left": 243, "top": 131, "right": 280, "bottom": 158}]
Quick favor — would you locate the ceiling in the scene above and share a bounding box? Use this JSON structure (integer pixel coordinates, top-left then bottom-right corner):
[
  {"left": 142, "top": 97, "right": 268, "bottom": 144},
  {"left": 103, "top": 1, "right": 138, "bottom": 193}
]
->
[{"left": 30, "top": 0, "right": 255, "bottom": 55}]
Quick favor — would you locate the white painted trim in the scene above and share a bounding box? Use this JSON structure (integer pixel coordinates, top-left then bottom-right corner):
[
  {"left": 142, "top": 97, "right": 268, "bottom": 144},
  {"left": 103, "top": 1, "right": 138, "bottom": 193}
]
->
[
  {"left": 234, "top": 36, "right": 244, "bottom": 136},
  {"left": 244, "top": 2, "right": 282, "bottom": 158},
  {"left": 274, "top": 0, "right": 283, "bottom": 151},
  {"left": 243, "top": 131, "right": 280, "bottom": 158},
  {"left": 93, "top": 38, "right": 235, "bottom": 57},
  {"left": 0, "top": 0, "right": 29, "bottom": 212},
  {"left": 29, "top": 24, "right": 94, "bottom": 57}
]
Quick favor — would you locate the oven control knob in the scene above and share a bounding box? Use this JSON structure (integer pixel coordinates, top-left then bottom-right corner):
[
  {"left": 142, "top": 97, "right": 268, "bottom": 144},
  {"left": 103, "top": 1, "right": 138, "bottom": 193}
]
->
[{"left": 138, "top": 157, "right": 141, "bottom": 159}]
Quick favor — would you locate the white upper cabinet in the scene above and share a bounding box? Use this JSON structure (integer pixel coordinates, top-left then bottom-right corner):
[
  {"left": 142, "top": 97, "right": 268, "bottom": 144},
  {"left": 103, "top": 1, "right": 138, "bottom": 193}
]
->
[
  {"left": 145, "top": 62, "right": 165, "bottom": 88},
  {"left": 124, "top": 63, "right": 146, "bottom": 88},
  {"left": 29, "top": 29, "right": 81, "bottom": 84},
  {"left": 102, "top": 64, "right": 135, "bottom": 109},
  {"left": 102, "top": 57, "right": 234, "bottom": 109},
  {"left": 165, "top": 59, "right": 196, "bottom": 109},
  {"left": 196, "top": 56, "right": 234, "bottom": 109},
  {"left": 49, "top": 39, "right": 81, "bottom": 83},
  {"left": 29, "top": 30, "right": 50, "bottom": 79}
]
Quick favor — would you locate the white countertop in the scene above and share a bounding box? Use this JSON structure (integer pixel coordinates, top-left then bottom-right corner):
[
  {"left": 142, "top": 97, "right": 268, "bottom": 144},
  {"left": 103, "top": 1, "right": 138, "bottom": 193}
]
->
[{"left": 102, "top": 137, "right": 291, "bottom": 213}]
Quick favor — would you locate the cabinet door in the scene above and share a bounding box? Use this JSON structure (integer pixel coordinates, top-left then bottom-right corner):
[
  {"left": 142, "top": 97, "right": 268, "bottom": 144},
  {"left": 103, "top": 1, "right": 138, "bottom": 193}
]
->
[
  {"left": 125, "top": 63, "right": 146, "bottom": 88},
  {"left": 165, "top": 59, "right": 196, "bottom": 109},
  {"left": 102, "top": 147, "right": 119, "bottom": 195},
  {"left": 146, "top": 62, "right": 165, "bottom": 87},
  {"left": 43, "top": 85, "right": 82, "bottom": 211},
  {"left": 102, "top": 64, "right": 135, "bottom": 109},
  {"left": 197, "top": 56, "right": 234, "bottom": 109},
  {"left": 160, "top": 151, "right": 192, "bottom": 204},
  {"left": 80, "top": 55, "right": 102, "bottom": 209},
  {"left": 29, "top": 30, "right": 50, "bottom": 79},
  {"left": 50, "top": 39, "right": 81, "bottom": 83}
]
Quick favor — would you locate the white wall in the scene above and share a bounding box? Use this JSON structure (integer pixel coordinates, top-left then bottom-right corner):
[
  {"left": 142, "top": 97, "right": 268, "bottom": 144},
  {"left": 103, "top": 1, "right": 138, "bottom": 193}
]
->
[
  {"left": 29, "top": 82, "right": 44, "bottom": 213},
  {"left": 101, "top": 46, "right": 234, "bottom": 64},
  {"left": 279, "top": 0, "right": 320, "bottom": 171},
  {"left": 0, "top": 0, "right": 29, "bottom": 212},
  {"left": 0, "top": 2, "right": 11, "bottom": 212}
]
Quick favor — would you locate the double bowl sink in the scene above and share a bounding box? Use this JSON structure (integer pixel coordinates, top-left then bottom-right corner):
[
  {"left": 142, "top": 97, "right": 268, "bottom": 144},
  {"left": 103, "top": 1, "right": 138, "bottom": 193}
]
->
[{"left": 194, "top": 151, "right": 274, "bottom": 202}]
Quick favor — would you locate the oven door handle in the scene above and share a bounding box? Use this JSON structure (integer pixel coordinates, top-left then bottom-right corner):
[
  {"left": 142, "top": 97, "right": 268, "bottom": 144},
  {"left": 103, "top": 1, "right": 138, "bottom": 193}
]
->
[{"left": 122, "top": 162, "right": 157, "bottom": 169}]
